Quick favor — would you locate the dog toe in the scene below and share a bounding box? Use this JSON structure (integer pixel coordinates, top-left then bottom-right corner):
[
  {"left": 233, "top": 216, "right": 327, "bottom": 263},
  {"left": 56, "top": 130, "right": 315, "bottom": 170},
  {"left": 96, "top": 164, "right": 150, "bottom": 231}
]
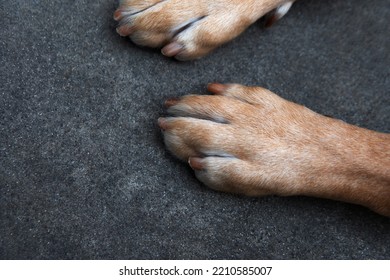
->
[
  {"left": 190, "top": 156, "right": 273, "bottom": 196},
  {"left": 159, "top": 117, "right": 235, "bottom": 161}
]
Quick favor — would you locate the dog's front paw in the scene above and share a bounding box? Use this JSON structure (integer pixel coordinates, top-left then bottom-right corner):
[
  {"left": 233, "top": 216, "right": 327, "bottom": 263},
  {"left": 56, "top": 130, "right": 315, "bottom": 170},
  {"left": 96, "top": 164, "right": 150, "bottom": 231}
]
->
[
  {"left": 114, "top": 0, "right": 291, "bottom": 60},
  {"left": 159, "top": 83, "right": 342, "bottom": 196}
]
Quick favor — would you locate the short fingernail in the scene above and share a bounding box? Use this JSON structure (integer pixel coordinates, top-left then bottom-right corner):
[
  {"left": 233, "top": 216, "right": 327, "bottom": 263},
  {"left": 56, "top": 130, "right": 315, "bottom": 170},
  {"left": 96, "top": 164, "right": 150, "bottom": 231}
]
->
[
  {"left": 161, "top": 42, "right": 183, "bottom": 57},
  {"left": 164, "top": 98, "right": 180, "bottom": 108},
  {"left": 207, "top": 83, "right": 228, "bottom": 94},
  {"left": 188, "top": 157, "right": 204, "bottom": 171}
]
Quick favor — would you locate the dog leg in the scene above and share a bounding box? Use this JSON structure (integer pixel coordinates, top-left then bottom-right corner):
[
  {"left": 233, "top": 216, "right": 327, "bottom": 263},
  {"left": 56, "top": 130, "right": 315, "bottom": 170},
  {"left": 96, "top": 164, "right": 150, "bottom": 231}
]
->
[{"left": 159, "top": 83, "right": 390, "bottom": 216}]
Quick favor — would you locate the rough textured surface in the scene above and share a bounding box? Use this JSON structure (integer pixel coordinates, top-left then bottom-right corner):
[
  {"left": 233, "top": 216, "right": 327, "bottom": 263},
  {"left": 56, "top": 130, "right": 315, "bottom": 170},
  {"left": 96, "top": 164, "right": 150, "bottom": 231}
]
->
[{"left": 1, "top": 0, "right": 389, "bottom": 259}]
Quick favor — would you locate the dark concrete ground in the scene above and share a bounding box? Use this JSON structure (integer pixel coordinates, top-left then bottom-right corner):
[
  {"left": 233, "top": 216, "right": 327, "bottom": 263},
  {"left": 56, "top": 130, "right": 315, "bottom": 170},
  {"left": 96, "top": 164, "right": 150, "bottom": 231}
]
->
[{"left": 1, "top": 0, "right": 389, "bottom": 259}]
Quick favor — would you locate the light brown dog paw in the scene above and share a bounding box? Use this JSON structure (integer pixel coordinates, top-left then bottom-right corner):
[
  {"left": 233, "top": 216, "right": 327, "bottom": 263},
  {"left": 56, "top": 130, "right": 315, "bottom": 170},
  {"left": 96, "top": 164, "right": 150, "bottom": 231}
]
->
[
  {"left": 114, "top": 0, "right": 292, "bottom": 60},
  {"left": 159, "top": 84, "right": 390, "bottom": 215},
  {"left": 159, "top": 83, "right": 353, "bottom": 197},
  {"left": 159, "top": 81, "right": 380, "bottom": 198}
]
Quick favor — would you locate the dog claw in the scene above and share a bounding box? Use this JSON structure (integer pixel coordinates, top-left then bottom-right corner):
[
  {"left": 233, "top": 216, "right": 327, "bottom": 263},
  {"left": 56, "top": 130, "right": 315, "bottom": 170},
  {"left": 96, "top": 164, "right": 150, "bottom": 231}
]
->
[
  {"left": 158, "top": 117, "right": 168, "bottom": 131},
  {"left": 161, "top": 42, "right": 184, "bottom": 57},
  {"left": 207, "top": 83, "right": 228, "bottom": 94},
  {"left": 188, "top": 157, "right": 204, "bottom": 170},
  {"left": 116, "top": 25, "right": 135, "bottom": 37},
  {"left": 164, "top": 98, "right": 180, "bottom": 108},
  {"left": 264, "top": 14, "right": 278, "bottom": 28},
  {"left": 265, "top": 1, "right": 294, "bottom": 27},
  {"left": 113, "top": 9, "right": 123, "bottom": 21}
]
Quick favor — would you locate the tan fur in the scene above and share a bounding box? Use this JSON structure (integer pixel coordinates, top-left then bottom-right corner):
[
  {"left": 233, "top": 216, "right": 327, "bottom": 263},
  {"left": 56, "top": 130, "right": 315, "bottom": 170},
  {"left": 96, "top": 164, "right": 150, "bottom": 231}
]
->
[
  {"left": 114, "top": 1, "right": 390, "bottom": 216},
  {"left": 114, "top": 0, "right": 293, "bottom": 60},
  {"left": 159, "top": 84, "right": 390, "bottom": 216}
]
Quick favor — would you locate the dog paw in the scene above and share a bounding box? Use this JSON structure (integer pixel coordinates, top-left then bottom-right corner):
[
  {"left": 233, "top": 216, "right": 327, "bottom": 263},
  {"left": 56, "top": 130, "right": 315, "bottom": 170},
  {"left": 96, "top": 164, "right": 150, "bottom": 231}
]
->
[
  {"left": 114, "top": 0, "right": 291, "bottom": 60},
  {"left": 159, "top": 83, "right": 341, "bottom": 196}
]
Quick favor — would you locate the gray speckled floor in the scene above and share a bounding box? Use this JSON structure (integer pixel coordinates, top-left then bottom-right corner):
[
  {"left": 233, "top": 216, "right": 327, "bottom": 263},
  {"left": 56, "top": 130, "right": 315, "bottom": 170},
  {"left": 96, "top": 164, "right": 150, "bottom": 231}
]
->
[{"left": 1, "top": 0, "right": 389, "bottom": 259}]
